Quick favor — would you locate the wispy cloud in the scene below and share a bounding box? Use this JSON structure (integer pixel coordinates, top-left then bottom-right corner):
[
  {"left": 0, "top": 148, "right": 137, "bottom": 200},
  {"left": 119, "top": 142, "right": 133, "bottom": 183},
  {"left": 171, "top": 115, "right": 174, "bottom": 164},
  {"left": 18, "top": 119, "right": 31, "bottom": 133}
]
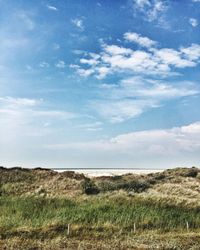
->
[
  {"left": 90, "top": 77, "right": 199, "bottom": 123},
  {"left": 70, "top": 64, "right": 95, "bottom": 77},
  {"left": 133, "top": 0, "right": 151, "bottom": 9},
  {"left": 92, "top": 99, "right": 158, "bottom": 123},
  {"left": 17, "top": 12, "right": 35, "bottom": 30},
  {"left": 0, "top": 38, "right": 29, "bottom": 49},
  {"left": 132, "top": 0, "right": 168, "bottom": 23},
  {"left": 111, "top": 77, "right": 199, "bottom": 99},
  {"left": 0, "top": 97, "right": 76, "bottom": 159},
  {"left": 189, "top": 18, "right": 198, "bottom": 27},
  {"left": 55, "top": 60, "right": 66, "bottom": 68},
  {"left": 47, "top": 5, "right": 58, "bottom": 11},
  {"left": 0, "top": 96, "right": 39, "bottom": 108},
  {"left": 47, "top": 121, "right": 200, "bottom": 153},
  {"left": 0, "top": 97, "right": 76, "bottom": 120},
  {"left": 39, "top": 61, "right": 49, "bottom": 68},
  {"left": 71, "top": 18, "right": 84, "bottom": 31},
  {"left": 72, "top": 49, "right": 86, "bottom": 55},
  {"left": 77, "top": 121, "right": 103, "bottom": 131}
]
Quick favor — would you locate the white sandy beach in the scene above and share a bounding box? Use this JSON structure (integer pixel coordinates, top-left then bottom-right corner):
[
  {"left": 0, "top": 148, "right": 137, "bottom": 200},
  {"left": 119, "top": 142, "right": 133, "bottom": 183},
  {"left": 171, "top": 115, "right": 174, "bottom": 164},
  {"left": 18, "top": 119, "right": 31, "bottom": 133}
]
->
[{"left": 71, "top": 169, "right": 163, "bottom": 177}]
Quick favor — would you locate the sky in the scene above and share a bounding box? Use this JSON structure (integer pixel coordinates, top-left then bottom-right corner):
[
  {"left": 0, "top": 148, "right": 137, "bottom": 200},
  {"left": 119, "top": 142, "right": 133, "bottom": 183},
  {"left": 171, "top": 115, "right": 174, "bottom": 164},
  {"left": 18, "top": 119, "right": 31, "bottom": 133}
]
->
[{"left": 0, "top": 0, "right": 200, "bottom": 169}]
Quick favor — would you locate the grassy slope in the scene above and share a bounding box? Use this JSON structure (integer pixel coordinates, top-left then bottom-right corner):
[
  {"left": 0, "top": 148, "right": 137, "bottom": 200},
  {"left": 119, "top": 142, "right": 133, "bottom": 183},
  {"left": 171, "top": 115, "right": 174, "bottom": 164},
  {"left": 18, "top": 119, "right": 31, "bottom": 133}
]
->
[{"left": 0, "top": 167, "right": 200, "bottom": 249}]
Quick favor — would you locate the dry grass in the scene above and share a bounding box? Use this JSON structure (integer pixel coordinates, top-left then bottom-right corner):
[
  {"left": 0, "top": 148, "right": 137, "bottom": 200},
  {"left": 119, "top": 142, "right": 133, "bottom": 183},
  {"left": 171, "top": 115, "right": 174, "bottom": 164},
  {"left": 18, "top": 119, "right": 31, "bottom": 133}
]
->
[
  {"left": 0, "top": 166, "right": 200, "bottom": 249},
  {"left": 1, "top": 232, "right": 200, "bottom": 249}
]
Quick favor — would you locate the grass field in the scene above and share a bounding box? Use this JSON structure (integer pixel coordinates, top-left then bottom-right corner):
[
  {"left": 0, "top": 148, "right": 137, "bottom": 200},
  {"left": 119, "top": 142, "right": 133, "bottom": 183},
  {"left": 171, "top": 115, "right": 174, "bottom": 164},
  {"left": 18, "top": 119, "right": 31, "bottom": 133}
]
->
[
  {"left": 1, "top": 195, "right": 200, "bottom": 232},
  {"left": 0, "top": 167, "right": 200, "bottom": 249}
]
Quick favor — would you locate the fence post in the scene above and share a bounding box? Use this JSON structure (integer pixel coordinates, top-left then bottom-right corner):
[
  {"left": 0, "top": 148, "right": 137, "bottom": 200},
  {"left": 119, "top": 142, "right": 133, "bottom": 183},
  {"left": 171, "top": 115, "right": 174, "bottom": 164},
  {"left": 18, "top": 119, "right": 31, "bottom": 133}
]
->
[
  {"left": 186, "top": 221, "right": 189, "bottom": 232},
  {"left": 133, "top": 223, "right": 136, "bottom": 233},
  {"left": 67, "top": 223, "right": 70, "bottom": 235}
]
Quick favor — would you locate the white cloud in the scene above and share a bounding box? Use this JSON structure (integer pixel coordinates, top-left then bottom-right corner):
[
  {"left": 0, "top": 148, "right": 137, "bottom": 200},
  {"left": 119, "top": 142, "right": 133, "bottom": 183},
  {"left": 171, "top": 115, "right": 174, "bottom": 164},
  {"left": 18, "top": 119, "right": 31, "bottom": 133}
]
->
[
  {"left": 0, "top": 97, "right": 77, "bottom": 161},
  {"left": 0, "top": 97, "right": 75, "bottom": 119},
  {"left": 39, "top": 61, "right": 49, "bottom": 68},
  {"left": 96, "top": 66, "right": 111, "bottom": 79},
  {"left": 71, "top": 33, "right": 200, "bottom": 123},
  {"left": 152, "top": 48, "right": 196, "bottom": 68},
  {"left": 105, "top": 122, "right": 200, "bottom": 153},
  {"left": 103, "top": 44, "right": 133, "bottom": 55},
  {"left": 124, "top": 32, "right": 157, "bottom": 48},
  {"left": 134, "top": 0, "right": 151, "bottom": 8},
  {"left": 78, "top": 68, "right": 95, "bottom": 77},
  {"left": 47, "top": 5, "right": 58, "bottom": 11},
  {"left": 92, "top": 99, "right": 158, "bottom": 123},
  {"left": 117, "top": 77, "right": 199, "bottom": 99},
  {"left": 72, "top": 33, "right": 200, "bottom": 79},
  {"left": 189, "top": 18, "right": 198, "bottom": 27},
  {"left": 46, "top": 121, "right": 200, "bottom": 167},
  {"left": 71, "top": 18, "right": 84, "bottom": 31},
  {"left": 55, "top": 60, "right": 66, "bottom": 68},
  {"left": 181, "top": 44, "right": 200, "bottom": 60},
  {"left": 132, "top": 0, "right": 168, "bottom": 22},
  {"left": 91, "top": 77, "right": 199, "bottom": 123},
  {"left": 148, "top": 0, "right": 167, "bottom": 22},
  {"left": 80, "top": 58, "right": 99, "bottom": 66},
  {"left": 0, "top": 96, "right": 39, "bottom": 108},
  {"left": 70, "top": 64, "right": 95, "bottom": 77},
  {"left": 69, "top": 64, "right": 80, "bottom": 69},
  {"left": 0, "top": 96, "right": 77, "bottom": 137}
]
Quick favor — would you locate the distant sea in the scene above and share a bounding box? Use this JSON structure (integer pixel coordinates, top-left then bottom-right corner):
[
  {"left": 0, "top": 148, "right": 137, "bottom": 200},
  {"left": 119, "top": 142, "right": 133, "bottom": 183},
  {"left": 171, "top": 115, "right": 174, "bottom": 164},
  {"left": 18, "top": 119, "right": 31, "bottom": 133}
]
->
[{"left": 54, "top": 168, "right": 163, "bottom": 177}]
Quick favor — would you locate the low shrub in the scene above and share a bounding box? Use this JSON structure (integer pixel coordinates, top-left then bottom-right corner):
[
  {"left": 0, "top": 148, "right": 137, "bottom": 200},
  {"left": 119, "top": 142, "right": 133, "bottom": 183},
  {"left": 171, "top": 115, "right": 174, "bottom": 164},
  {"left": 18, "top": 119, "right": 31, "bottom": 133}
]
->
[
  {"left": 117, "top": 180, "right": 150, "bottom": 192},
  {"left": 183, "top": 168, "right": 199, "bottom": 178},
  {"left": 81, "top": 178, "right": 100, "bottom": 195},
  {"left": 99, "top": 180, "right": 150, "bottom": 193}
]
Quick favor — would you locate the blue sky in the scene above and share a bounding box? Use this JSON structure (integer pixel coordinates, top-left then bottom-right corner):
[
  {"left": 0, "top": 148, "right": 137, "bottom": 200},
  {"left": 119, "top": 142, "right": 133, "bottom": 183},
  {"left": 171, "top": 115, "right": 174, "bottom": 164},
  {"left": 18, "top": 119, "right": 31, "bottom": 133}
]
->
[{"left": 0, "top": 0, "right": 200, "bottom": 168}]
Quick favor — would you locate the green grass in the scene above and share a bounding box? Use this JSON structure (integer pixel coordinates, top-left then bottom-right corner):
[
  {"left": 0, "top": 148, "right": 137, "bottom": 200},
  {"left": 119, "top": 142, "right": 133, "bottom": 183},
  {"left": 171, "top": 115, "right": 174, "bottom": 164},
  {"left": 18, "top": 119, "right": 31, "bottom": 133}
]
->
[
  {"left": 1, "top": 167, "right": 200, "bottom": 249},
  {"left": 0, "top": 195, "right": 200, "bottom": 237}
]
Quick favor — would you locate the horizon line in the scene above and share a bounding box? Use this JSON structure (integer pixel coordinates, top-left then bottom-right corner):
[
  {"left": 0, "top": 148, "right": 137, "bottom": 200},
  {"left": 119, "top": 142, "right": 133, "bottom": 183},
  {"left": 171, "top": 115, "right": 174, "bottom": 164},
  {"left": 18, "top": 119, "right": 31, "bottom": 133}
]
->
[{"left": 49, "top": 167, "right": 165, "bottom": 170}]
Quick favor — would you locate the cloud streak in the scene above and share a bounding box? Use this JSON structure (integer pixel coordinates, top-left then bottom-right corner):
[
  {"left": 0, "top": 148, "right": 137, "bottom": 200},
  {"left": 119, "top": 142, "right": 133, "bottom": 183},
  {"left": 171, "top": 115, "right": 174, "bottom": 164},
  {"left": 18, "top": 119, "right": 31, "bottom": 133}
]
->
[
  {"left": 0, "top": 96, "right": 76, "bottom": 125},
  {"left": 45, "top": 121, "right": 200, "bottom": 168},
  {"left": 91, "top": 77, "right": 199, "bottom": 123},
  {"left": 47, "top": 121, "right": 200, "bottom": 153},
  {"left": 47, "top": 5, "right": 58, "bottom": 11}
]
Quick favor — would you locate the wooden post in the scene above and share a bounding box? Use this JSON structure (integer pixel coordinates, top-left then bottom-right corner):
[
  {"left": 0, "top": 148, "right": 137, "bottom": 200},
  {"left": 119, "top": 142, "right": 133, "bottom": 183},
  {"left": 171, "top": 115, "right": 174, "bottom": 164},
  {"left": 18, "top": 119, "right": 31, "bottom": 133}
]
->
[
  {"left": 133, "top": 223, "right": 136, "bottom": 233},
  {"left": 67, "top": 223, "right": 70, "bottom": 235},
  {"left": 186, "top": 221, "right": 189, "bottom": 232}
]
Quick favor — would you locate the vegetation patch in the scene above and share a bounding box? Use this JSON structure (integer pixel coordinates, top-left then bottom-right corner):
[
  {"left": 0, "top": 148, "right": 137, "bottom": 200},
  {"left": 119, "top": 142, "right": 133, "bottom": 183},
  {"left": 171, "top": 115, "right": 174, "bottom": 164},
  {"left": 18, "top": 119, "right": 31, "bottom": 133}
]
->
[{"left": 0, "top": 166, "right": 200, "bottom": 249}]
